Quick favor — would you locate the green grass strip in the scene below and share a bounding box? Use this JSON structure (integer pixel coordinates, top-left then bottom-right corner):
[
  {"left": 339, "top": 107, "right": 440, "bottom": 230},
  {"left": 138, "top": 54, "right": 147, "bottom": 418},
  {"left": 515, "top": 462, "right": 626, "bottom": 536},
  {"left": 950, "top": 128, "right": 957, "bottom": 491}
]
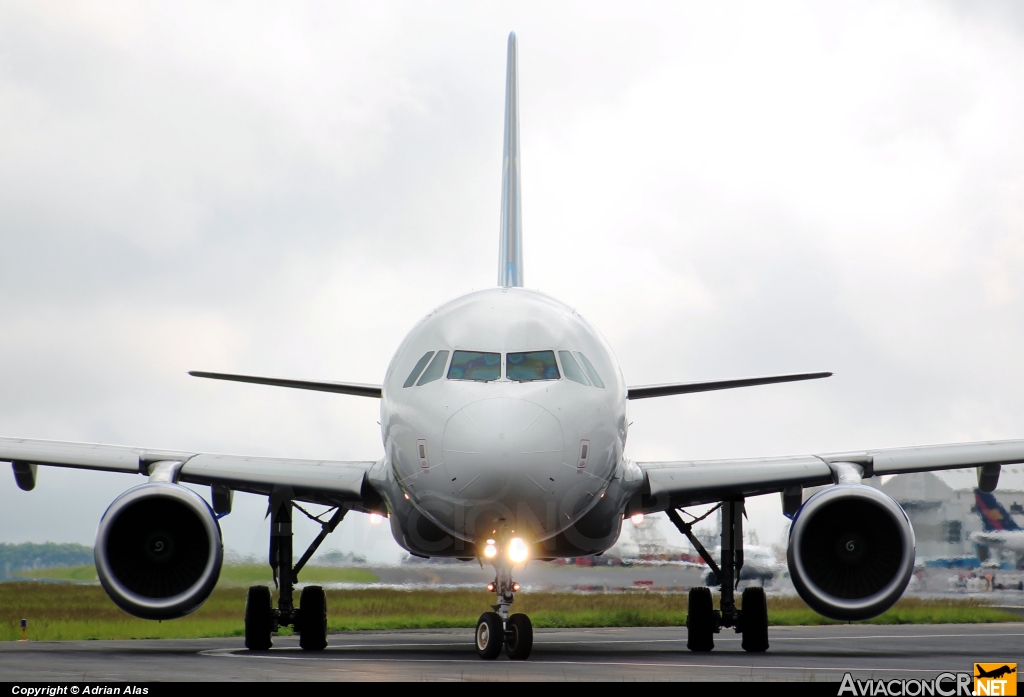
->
[
  {"left": 0, "top": 583, "right": 1017, "bottom": 642},
  {"left": 11, "top": 564, "right": 379, "bottom": 586}
]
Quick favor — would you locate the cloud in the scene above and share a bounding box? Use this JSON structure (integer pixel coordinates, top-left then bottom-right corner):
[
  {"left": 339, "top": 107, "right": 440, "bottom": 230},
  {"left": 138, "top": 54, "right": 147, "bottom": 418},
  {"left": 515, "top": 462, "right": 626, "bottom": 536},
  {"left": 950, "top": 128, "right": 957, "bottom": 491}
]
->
[{"left": 1, "top": 1, "right": 1024, "bottom": 558}]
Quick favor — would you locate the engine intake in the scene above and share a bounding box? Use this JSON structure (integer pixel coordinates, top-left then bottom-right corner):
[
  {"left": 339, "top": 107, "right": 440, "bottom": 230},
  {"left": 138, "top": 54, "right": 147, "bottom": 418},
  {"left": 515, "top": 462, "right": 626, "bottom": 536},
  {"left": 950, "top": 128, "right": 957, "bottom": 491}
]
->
[
  {"left": 788, "top": 484, "right": 914, "bottom": 621},
  {"left": 95, "top": 483, "right": 223, "bottom": 619}
]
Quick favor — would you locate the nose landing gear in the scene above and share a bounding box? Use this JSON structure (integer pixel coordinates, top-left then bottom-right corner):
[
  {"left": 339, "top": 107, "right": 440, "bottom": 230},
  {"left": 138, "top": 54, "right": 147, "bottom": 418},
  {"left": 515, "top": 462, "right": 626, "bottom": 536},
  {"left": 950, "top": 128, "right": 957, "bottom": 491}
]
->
[
  {"left": 667, "top": 498, "right": 770, "bottom": 653},
  {"left": 476, "top": 555, "right": 533, "bottom": 660}
]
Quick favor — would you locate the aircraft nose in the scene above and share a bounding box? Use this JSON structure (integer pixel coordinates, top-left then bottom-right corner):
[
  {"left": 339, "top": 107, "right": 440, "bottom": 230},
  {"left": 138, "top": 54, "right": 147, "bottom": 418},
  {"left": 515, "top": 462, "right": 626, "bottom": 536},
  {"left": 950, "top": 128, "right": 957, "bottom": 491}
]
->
[{"left": 442, "top": 397, "right": 563, "bottom": 500}]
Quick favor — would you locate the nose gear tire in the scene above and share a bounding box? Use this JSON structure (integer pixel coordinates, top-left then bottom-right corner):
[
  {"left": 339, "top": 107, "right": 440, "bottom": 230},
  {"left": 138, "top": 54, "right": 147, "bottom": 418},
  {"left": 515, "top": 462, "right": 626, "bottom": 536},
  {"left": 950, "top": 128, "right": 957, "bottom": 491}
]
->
[
  {"left": 741, "top": 586, "right": 769, "bottom": 652},
  {"left": 244, "top": 585, "right": 273, "bottom": 651},
  {"left": 505, "top": 613, "right": 533, "bottom": 659},
  {"left": 686, "top": 586, "right": 715, "bottom": 652},
  {"left": 475, "top": 612, "right": 504, "bottom": 660},
  {"left": 298, "top": 585, "right": 328, "bottom": 651}
]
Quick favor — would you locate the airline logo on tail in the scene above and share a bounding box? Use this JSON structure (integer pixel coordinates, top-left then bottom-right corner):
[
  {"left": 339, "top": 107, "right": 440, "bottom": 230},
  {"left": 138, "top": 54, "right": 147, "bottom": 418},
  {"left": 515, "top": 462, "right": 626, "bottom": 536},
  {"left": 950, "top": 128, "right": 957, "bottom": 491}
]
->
[{"left": 974, "top": 489, "right": 1022, "bottom": 533}]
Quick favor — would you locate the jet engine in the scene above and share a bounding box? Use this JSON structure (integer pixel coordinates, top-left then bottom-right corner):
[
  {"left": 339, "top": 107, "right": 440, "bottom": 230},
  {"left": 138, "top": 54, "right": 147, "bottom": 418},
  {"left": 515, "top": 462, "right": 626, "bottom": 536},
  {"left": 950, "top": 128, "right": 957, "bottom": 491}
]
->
[
  {"left": 95, "top": 483, "right": 223, "bottom": 620},
  {"left": 787, "top": 484, "right": 915, "bottom": 620}
]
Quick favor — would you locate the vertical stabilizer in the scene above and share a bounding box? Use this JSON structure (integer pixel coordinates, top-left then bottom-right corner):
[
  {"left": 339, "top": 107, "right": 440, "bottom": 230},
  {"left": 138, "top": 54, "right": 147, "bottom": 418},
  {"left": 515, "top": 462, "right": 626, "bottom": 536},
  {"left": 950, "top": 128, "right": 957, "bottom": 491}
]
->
[
  {"left": 974, "top": 489, "right": 1022, "bottom": 532},
  {"left": 498, "top": 32, "right": 523, "bottom": 288}
]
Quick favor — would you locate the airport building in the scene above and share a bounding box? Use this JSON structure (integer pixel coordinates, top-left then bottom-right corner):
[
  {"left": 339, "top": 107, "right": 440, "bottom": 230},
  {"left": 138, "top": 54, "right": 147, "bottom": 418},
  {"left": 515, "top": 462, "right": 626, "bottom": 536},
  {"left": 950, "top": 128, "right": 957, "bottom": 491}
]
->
[
  {"left": 608, "top": 468, "right": 1024, "bottom": 569},
  {"left": 869, "top": 468, "right": 1024, "bottom": 566}
]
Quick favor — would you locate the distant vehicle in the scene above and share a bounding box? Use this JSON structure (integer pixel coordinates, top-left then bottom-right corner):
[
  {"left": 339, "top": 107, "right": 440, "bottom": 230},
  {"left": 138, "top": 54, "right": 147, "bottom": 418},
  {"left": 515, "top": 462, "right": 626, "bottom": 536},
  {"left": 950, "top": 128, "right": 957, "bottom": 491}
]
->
[
  {"left": 970, "top": 489, "right": 1024, "bottom": 566},
  {"left": 702, "top": 546, "right": 781, "bottom": 587}
]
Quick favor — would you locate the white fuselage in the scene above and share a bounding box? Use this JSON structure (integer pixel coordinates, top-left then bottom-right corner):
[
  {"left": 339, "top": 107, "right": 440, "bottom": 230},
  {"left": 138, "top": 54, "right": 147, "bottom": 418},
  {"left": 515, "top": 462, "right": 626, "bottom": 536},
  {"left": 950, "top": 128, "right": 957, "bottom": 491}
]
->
[
  {"left": 374, "top": 287, "right": 634, "bottom": 558},
  {"left": 971, "top": 530, "right": 1024, "bottom": 553}
]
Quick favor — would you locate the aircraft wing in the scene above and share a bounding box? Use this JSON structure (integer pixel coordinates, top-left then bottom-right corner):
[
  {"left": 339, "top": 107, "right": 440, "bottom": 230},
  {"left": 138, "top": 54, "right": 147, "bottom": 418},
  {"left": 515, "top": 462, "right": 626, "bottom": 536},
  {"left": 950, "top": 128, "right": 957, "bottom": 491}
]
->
[
  {"left": 637, "top": 438, "right": 1024, "bottom": 510},
  {"left": 0, "top": 436, "right": 379, "bottom": 508},
  {"left": 627, "top": 371, "right": 831, "bottom": 399},
  {"left": 189, "top": 371, "right": 382, "bottom": 398}
]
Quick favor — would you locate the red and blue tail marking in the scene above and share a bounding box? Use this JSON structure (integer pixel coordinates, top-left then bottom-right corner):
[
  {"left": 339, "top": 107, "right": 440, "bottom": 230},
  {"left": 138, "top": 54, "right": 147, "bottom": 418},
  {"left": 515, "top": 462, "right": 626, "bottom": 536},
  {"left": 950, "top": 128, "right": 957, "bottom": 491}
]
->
[{"left": 974, "top": 488, "right": 1022, "bottom": 532}]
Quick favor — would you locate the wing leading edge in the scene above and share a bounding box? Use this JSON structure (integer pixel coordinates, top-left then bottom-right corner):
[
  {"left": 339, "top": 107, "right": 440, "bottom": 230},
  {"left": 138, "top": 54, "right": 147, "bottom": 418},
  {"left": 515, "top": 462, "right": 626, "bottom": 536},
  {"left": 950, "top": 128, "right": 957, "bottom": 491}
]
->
[
  {"left": 0, "top": 436, "right": 378, "bottom": 507},
  {"left": 637, "top": 438, "right": 1024, "bottom": 511},
  {"left": 627, "top": 371, "right": 832, "bottom": 399},
  {"left": 189, "top": 371, "right": 382, "bottom": 398}
]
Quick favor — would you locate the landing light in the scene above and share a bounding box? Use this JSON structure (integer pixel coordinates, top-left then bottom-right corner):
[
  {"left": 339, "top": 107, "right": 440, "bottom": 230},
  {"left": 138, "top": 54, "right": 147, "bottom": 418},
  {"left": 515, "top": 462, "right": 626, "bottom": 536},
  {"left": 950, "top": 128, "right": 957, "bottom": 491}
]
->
[
  {"left": 508, "top": 537, "right": 529, "bottom": 564},
  {"left": 483, "top": 543, "right": 498, "bottom": 559},
  {"left": 369, "top": 513, "right": 383, "bottom": 525},
  {"left": 630, "top": 513, "right": 644, "bottom": 526}
]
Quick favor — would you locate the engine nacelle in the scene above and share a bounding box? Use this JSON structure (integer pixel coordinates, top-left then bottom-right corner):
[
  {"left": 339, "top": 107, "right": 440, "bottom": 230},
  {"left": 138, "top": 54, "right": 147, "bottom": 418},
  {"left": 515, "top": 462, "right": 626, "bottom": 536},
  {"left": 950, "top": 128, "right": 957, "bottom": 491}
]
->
[
  {"left": 788, "top": 484, "right": 915, "bottom": 621},
  {"left": 95, "top": 483, "right": 223, "bottom": 620}
]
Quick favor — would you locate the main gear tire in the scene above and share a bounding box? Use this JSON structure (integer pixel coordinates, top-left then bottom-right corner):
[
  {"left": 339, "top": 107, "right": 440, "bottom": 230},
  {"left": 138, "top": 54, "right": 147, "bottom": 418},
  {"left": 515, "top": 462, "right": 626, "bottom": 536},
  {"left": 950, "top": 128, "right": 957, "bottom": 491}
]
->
[
  {"left": 741, "top": 586, "right": 769, "bottom": 652},
  {"left": 244, "top": 585, "right": 273, "bottom": 651},
  {"left": 686, "top": 586, "right": 716, "bottom": 652},
  {"left": 298, "top": 585, "right": 328, "bottom": 651}
]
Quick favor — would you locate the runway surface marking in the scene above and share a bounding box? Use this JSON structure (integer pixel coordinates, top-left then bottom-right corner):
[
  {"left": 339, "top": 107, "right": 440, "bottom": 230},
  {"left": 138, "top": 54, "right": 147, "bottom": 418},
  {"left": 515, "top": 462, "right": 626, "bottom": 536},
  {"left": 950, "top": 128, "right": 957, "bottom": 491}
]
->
[
  {"left": 198, "top": 648, "right": 958, "bottom": 673},
  {"left": 5, "top": 625, "right": 1016, "bottom": 682},
  {"left": 199, "top": 630, "right": 1024, "bottom": 651},
  {"left": 197, "top": 639, "right": 683, "bottom": 649},
  {"left": 712, "top": 632, "right": 1024, "bottom": 641}
]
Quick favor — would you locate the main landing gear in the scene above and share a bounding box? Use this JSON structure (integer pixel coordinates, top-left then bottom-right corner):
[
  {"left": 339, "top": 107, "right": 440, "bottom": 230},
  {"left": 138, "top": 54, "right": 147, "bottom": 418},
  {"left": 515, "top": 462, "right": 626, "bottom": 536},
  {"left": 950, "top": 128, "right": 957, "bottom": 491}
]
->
[
  {"left": 476, "top": 533, "right": 533, "bottom": 660},
  {"left": 667, "top": 498, "right": 769, "bottom": 653},
  {"left": 245, "top": 495, "right": 346, "bottom": 651}
]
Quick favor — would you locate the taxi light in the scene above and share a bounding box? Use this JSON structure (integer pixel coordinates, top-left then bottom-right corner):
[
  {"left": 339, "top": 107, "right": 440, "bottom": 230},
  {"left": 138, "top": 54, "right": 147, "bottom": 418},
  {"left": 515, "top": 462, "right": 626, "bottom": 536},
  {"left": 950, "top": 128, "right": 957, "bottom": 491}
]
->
[
  {"left": 369, "top": 513, "right": 383, "bottom": 525},
  {"left": 483, "top": 544, "right": 498, "bottom": 559},
  {"left": 630, "top": 513, "right": 644, "bottom": 526},
  {"left": 512, "top": 582, "right": 520, "bottom": 592},
  {"left": 487, "top": 582, "right": 495, "bottom": 592},
  {"left": 508, "top": 537, "right": 529, "bottom": 564}
]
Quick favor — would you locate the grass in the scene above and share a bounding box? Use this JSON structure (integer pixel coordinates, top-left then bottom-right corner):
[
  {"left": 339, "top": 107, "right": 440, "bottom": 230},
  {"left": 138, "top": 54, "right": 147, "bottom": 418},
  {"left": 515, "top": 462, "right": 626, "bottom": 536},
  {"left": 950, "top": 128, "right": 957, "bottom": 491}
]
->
[
  {"left": 11, "top": 564, "right": 379, "bottom": 586},
  {"left": 0, "top": 582, "right": 1018, "bottom": 642},
  {"left": 12, "top": 565, "right": 99, "bottom": 582}
]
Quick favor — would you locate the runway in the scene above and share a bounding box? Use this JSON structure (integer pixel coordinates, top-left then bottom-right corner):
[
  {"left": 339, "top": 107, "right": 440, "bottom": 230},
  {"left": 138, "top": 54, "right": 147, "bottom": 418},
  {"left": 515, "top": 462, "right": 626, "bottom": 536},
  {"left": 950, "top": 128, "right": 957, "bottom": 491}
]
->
[{"left": 1, "top": 623, "right": 1020, "bottom": 682}]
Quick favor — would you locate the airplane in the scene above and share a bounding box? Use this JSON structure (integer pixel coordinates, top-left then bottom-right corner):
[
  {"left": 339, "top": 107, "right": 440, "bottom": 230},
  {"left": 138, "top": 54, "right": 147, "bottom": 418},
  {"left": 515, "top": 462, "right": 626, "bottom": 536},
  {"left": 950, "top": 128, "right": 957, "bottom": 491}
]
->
[
  {"left": 975, "top": 665, "right": 1017, "bottom": 680},
  {"left": 701, "top": 544, "right": 780, "bottom": 588},
  {"left": 970, "top": 489, "right": 1024, "bottom": 563},
  {"left": 6, "top": 31, "right": 1024, "bottom": 660}
]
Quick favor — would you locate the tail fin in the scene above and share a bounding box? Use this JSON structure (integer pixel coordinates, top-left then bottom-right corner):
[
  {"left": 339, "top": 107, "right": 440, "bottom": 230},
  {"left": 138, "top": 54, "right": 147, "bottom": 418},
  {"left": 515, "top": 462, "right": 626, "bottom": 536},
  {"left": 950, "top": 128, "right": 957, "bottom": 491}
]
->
[
  {"left": 974, "top": 488, "right": 1021, "bottom": 532},
  {"left": 498, "top": 31, "right": 523, "bottom": 288}
]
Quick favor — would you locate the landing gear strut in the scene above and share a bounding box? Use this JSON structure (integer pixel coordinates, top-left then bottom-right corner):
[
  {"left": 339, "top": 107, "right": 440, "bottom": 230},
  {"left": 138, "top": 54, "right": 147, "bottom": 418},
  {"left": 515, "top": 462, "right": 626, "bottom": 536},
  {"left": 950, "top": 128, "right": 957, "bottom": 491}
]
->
[
  {"left": 244, "top": 495, "right": 346, "bottom": 651},
  {"left": 667, "top": 498, "right": 769, "bottom": 653},
  {"left": 476, "top": 528, "right": 533, "bottom": 660},
  {"left": 476, "top": 561, "right": 533, "bottom": 660}
]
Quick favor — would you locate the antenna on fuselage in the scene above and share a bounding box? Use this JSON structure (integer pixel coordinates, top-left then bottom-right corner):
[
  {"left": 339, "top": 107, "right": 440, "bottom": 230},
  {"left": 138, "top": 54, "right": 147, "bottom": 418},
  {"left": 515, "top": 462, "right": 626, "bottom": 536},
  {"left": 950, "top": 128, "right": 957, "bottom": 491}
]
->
[{"left": 498, "top": 32, "right": 523, "bottom": 288}]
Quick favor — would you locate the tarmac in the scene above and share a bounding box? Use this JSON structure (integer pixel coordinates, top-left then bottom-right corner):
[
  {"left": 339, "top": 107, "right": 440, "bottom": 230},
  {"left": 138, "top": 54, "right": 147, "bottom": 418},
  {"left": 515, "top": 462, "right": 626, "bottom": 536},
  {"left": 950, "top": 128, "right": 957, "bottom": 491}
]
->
[
  {"left": 1, "top": 623, "right": 1020, "bottom": 682},
  {"left": 351, "top": 559, "right": 708, "bottom": 591}
]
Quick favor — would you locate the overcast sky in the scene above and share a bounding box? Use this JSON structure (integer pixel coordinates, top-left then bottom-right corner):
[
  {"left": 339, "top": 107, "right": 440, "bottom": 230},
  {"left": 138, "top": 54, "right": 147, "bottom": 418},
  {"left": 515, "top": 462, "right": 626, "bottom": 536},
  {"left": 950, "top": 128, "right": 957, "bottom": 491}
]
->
[{"left": 2, "top": 1, "right": 1024, "bottom": 563}]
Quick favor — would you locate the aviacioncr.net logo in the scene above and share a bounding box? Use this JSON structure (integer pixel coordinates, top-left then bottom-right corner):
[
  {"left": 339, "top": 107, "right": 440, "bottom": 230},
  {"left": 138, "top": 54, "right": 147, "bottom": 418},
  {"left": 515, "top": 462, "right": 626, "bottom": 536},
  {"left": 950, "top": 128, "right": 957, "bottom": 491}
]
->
[
  {"left": 974, "top": 663, "right": 1017, "bottom": 696},
  {"left": 839, "top": 672, "right": 973, "bottom": 696}
]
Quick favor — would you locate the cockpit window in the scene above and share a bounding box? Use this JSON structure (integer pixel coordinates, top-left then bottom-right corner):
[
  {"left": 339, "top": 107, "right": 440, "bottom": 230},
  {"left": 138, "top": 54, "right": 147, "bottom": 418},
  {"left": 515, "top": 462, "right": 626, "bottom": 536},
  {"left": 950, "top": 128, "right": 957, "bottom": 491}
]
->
[
  {"left": 416, "top": 350, "right": 450, "bottom": 385},
  {"left": 447, "top": 350, "right": 501, "bottom": 381},
  {"left": 558, "top": 351, "right": 591, "bottom": 386},
  {"left": 507, "top": 350, "right": 560, "bottom": 382},
  {"left": 573, "top": 351, "right": 605, "bottom": 388},
  {"left": 403, "top": 351, "right": 435, "bottom": 388}
]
